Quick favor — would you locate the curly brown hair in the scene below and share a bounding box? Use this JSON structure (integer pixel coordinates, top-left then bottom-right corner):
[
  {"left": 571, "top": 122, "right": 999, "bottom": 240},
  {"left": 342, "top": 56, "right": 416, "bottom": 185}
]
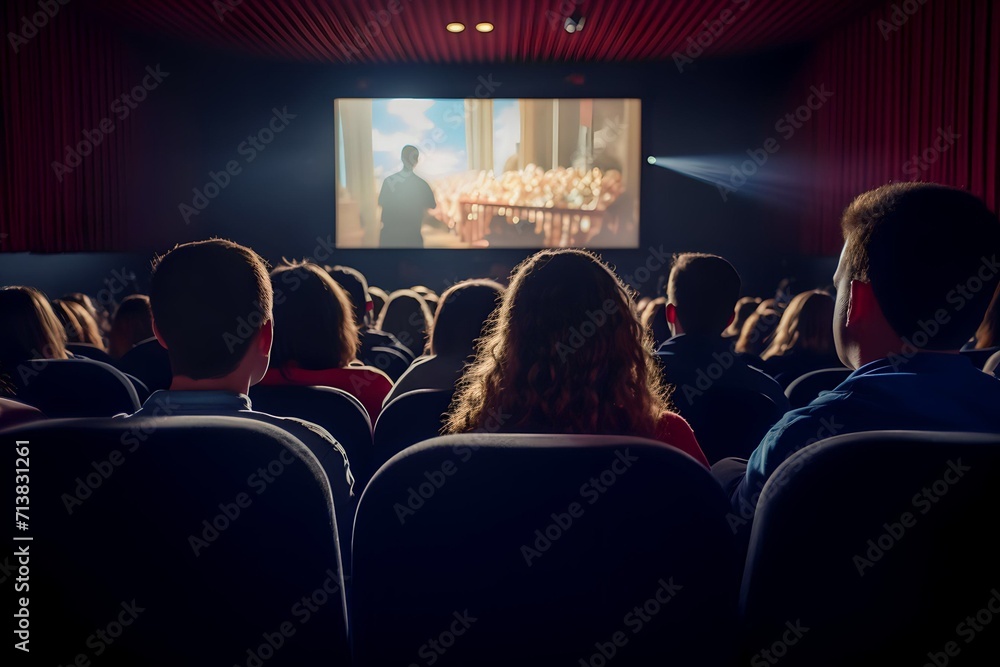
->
[{"left": 445, "top": 249, "right": 672, "bottom": 438}]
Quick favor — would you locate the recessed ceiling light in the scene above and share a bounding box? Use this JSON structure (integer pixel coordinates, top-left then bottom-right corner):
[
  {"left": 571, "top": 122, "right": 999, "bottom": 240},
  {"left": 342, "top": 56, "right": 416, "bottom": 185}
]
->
[
  {"left": 475, "top": 22, "right": 494, "bottom": 33},
  {"left": 446, "top": 22, "right": 465, "bottom": 33}
]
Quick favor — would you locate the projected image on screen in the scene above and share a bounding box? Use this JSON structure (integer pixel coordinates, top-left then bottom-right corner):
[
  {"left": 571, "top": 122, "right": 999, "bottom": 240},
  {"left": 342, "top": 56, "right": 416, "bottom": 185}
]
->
[{"left": 334, "top": 98, "right": 641, "bottom": 249}]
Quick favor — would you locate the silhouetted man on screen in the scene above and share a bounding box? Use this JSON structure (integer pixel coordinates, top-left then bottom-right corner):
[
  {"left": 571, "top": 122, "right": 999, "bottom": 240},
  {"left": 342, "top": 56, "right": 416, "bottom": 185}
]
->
[{"left": 378, "top": 145, "right": 436, "bottom": 248}]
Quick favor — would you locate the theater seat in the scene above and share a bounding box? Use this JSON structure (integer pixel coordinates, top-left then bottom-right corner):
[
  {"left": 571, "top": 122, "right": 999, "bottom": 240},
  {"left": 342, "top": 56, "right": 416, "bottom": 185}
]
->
[
  {"left": 961, "top": 346, "right": 1000, "bottom": 370},
  {"left": 783, "top": 367, "right": 852, "bottom": 409},
  {"left": 741, "top": 431, "right": 1000, "bottom": 666},
  {"left": 116, "top": 337, "right": 172, "bottom": 392},
  {"left": 366, "top": 345, "right": 412, "bottom": 381},
  {"left": 679, "top": 387, "right": 784, "bottom": 463},
  {"left": 250, "top": 384, "right": 375, "bottom": 488},
  {"left": 984, "top": 349, "right": 1000, "bottom": 375},
  {"left": 1, "top": 358, "right": 140, "bottom": 417},
  {"left": 67, "top": 342, "right": 116, "bottom": 365},
  {"left": 352, "top": 433, "right": 741, "bottom": 666},
  {"left": 1, "top": 416, "right": 349, "bottom": 666},
  {"left": 372, "top": 389, "right": 453, "bottom": 467}
]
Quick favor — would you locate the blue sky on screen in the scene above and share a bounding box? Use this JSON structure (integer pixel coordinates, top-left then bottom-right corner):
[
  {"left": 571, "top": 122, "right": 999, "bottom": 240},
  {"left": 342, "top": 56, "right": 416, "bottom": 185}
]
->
[{"left": 371, "top": 98, "right": 520, "bottom": 187}]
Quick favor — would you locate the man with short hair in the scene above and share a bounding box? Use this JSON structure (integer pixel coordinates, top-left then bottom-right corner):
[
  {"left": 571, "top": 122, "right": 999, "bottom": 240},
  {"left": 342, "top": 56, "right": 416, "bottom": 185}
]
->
[
  {"left": 378, "top": 145, "right": 436, "bottom": 248},
  {"left": 725, "top": 183, "right": 1000, "bottom": 519},
  {"left": 119, "top": 239, "right": 356, "bottom": 556},
  {"left": 657, "top": 252, "right": 789, "bottom": 411}
]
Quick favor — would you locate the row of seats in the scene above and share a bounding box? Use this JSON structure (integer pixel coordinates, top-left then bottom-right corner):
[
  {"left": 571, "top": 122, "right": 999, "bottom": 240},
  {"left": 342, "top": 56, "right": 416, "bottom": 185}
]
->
[{"left": 3, "top": 417, "right": 997, "bottom": 665}]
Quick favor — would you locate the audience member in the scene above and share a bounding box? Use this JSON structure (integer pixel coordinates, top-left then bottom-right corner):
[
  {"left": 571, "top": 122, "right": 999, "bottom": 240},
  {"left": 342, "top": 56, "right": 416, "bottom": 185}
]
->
[
  {"left": 0, "top": 396, "right": 45, "bottom": 430},
  {"left": 970, "top": 283, "right": 1000, "bottom": 350},
  {"left": 445, "top": 249, "right": 709, "bottom": 468},
  {"left": 0, "top": 286, "right": 69, "bottom": 377},
  {"left": 760, "top": 290, "right": 844, "bottom": 386},
  {"left": 261, "top": 261, "right": 392, "bottom": 420},
  {"left": 721, "top": 183, "right": 1000, "bottom": 523},
  {"left": 327, "top": 265, "right": 415, "bottom": 368},
  {"left": 734, "top": 305, "right": 781, "bottom": 363},
  {"left": 368, "top": 286, "right": 388, "bottom": 321},
  {"left": 723, "top": 296, "right": 762, "bottom": 338},
  {"left": 657, "top": 253, "right": 789, "bottom": 411},
  {"left": 385, "top": 279, "right": 503, "bottom": 404},
  {"left": 118, "top": 239, "right": 357, "bottom": 547},
  {"left": 108, "top": 295, "right": 154, "bottom": 359},
  {"left": 62, "top": 291, "right": 110, "bottom": 336},
  {"left": 53, "top": 298, "right": 107, "bottom": 350},
  {"left": 377, "top": 289, "right": 433, "bottom": 357}
]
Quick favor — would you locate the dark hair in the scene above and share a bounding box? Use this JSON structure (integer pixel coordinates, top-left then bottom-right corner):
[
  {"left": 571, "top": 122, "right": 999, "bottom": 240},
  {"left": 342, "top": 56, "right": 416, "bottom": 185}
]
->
[
  {"left": 368, "top": 286, "right": 388, "bottom": 321},
  {"left": 666, "top": 253, "right": 742, "bottom": 335},
  {"left": 109, "top": 294, "right": 154, "bottom": 358},
  {"left": 446, "top": 249, "right": 671, "bottom": 438},
  {"left": 430, "top": 280, "right": 503, "bottom": 357},
  {"left": 0, "top": 286, "right": 68, "bottom": 371},
  {"left": 841, "top": 183, "right": 1000, "bottom": 350},
  {"left": 377, "top": 289, "right": 433, "bottom": 356},
  {"left": 327, "top": 265, "right": 370, "bottom": 327},
  {"left": 149, "top": 239, "right": 272, "bottom": 380},
  {"left": 402, "top": 144, "right": 418, "bottom": 165},
  {"left": 270, "top": 261, "right": 359, "bottom": 371}
]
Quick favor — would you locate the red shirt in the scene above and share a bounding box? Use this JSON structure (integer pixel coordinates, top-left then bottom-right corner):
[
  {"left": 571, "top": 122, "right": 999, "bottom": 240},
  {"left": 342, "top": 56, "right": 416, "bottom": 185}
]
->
[
  {"left": 259, "top": 364, "right": 393, "bottom": 421},
  {"left": 654, "top": 412, "right": 710, "bottom": 468}
]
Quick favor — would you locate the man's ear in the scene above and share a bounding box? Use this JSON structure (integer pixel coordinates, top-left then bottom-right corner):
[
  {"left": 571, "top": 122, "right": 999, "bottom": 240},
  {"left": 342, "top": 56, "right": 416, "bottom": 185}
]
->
[
  {"left": 151, "top": 319, "right": 168, "bottom": 350},
  {"left": 847, "top": 280, "right": 876, "bottom": 327},
  {"left": 258, "top": 319, "right": 274, "bottom": 354},
  {"left": 665, "top": 303, "right": 678, "bottom": 325}
]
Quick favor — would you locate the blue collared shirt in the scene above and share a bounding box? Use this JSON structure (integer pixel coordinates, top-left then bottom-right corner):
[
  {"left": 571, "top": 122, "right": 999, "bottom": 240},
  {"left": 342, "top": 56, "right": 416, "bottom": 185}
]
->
[{"left": 734, "top": 353, "right": 1000, "bottom": 512}]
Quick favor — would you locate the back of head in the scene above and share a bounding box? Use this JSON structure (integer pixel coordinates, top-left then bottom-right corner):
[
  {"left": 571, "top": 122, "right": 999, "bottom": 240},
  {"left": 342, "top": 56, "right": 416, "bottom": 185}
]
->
[
  {"left": 327, "top": 265, "right": 370, "bottom": 328},
  {"left": 149, "top": 239, "right": 272, "bottom": 380},
  {"left": 109, "top": 295, "right": 154, "bottom": 358},
  {"left": 447, "top": 249, "right": 668, "bottom": 438},
  {"left": 368, "top": 286, "right": 388, "bottom": 322},
  {"left": 0, "top": 286, "right": 68, "bottom": 369},
  {"left": 763, "top": 290, "right": 835, "bottom": 359},
  {"left": 724, "top": 297, "right": 762, "bottom": 338},
  {"left": 974, "top": 284, "right": 1000, "bottom": 349},
  {"left": 667, "top": 253, "right": 742, "bottom": 336},
  {"left": 62, "top": 291, "right": 107, "bottom": 332},
  {"left": 270, "top": 262, "right": 359, "bottom": 370},
  {"left": 51, "top": 299, "right": 86, "bottom": 344},
  {"left": 377, "top": 289, "right": 433, "bottom": 354},
  {"left": 430, "top": 280, "right": 504, "bottom": 357},
  {"left": 840, "top": 183, "right": 1000, "bottom": 350},
  {"left": 63, "top": 300, "right": 106, "bottom": 349},
  {"left": 735, "top": 308, "right": 781, "bottom": 357}
]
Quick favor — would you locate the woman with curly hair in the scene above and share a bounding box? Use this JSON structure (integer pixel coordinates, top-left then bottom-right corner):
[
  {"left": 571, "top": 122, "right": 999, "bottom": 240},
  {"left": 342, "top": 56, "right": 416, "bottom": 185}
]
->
[{"left": 445, "top": 249, "right": 708, "bottom": 468}]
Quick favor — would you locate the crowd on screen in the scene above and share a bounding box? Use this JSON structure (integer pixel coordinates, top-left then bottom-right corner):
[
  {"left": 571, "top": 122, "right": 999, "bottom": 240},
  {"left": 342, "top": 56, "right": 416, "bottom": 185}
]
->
[{"left": 2, "top": 181, "right": 1000, "bottom": 536}]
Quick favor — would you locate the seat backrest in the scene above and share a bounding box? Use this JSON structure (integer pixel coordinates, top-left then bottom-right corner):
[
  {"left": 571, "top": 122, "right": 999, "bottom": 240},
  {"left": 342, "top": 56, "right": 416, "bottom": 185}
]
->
[
  {"left": 116, "top": 338, "right": 173, "bottom": 392},
  {"left": 783, "top": 367, "right": 852, "bottom": 409},
  {"left": 352, "top": 433, "right": 741, "bottom": 666},
  {"left": 365, "top": 344, "right": 412, "bottom": 381},
  {"left": 3, "top": 358, "right": 140, "bottom": 417},
  {"left": 1, "top": 416, "right": 349, "bottom": 665},
  {"left": 250, "top": 384, "right": 375, "bottom": 487},
  {"left": 984, "top": 348, "right": 1000, "bottom": 375},
  {"left": 678, "top": 387, "right": 784, "bottom": 463},
  {"left": 373, "top": 388, "right": 453, "bottom": 468},
  {"left": 66, "top": 342, "right": 116, "bottom": 365},
  {"left": 741, "top": 430, "right": 1000, "bottom": 666}
]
